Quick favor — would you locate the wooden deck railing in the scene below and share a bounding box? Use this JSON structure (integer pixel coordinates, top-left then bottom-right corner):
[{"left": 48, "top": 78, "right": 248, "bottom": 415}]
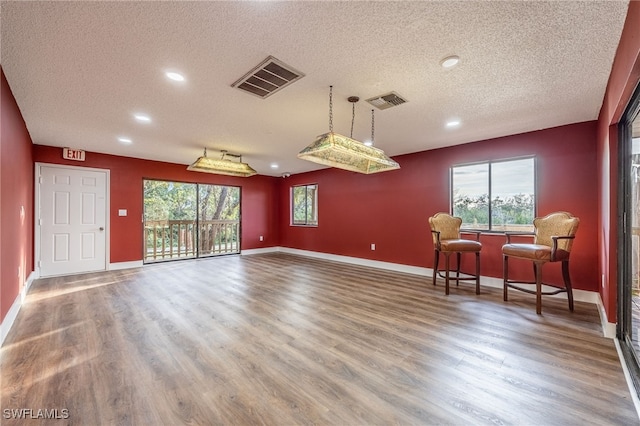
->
[
  {"left": 144, "top": 219, "right": 239, "bottom": 262},
  {"left": 199, "top": 220, "right": 240, "bottom": 256}
]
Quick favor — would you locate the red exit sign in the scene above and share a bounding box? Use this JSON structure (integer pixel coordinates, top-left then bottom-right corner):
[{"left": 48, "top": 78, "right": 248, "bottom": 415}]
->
[{"left": 62, "top": 147, "right": 86, "bottom": 161}]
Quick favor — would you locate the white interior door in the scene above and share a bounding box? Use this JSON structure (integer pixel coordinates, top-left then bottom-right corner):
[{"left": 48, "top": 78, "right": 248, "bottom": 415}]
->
[{"left": 39, "top": 165, "right": 107, "bottom": 276}]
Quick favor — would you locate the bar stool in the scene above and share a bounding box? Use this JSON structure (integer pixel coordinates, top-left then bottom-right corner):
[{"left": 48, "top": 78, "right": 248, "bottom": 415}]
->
[
  {"left": 429, "top": 212, "right": 482, "bottom": 295},
  {"left": 502, "top": 211, "right": 579, "bottom": 314}
]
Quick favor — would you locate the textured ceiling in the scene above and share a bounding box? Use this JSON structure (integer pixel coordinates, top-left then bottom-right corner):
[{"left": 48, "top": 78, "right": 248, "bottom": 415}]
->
[{"left": 0, "top": 1, "right": 630, "bottom": 176}]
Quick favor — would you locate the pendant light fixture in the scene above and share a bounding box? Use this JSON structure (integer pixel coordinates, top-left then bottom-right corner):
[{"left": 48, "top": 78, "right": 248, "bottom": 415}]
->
[
  {"left": 298, "top": 86, "right": 400, "bottom": 174},
  {"left": 187, "top": 148, "right": 257, "bottom": 177}
]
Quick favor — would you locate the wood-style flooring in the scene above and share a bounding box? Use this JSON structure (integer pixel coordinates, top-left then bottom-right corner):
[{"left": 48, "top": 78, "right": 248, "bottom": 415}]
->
[{"left": 1, "top": 253, "right": 638, "bottom": 425}]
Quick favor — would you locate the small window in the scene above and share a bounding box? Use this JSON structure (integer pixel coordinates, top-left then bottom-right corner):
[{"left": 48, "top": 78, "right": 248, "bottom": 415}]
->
[
  {"left": 292, "top": 184, "right": 318, "bottom": 226},
  {"left": 451, "top": 157, "right": 535, "bottom": 232}
]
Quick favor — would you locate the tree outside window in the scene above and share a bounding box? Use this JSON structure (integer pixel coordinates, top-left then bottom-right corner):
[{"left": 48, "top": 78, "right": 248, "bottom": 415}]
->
[
  {"left": 451, "top": 157, "right": 535, "bottom": 232},
  {"left": 292, "top": 184, "right": 318, "bottom": 226}
]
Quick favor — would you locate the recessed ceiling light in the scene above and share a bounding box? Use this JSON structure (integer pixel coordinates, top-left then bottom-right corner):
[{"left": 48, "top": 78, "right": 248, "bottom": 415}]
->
[
  {"left": 118, "top": 137, "right": 132, "bottom": 144},
  {"left": 446, "top": 120, "right": 461, "bottom": 127},
  {"left": 270, "top": 163, "right": 279, "bottom": 169},
  {"left": 165, "top": 71, "right": 185, "bottom": 82},
  {"left": 134, "top": 113, "right": 151, "bottom": 123},
  {"left": 440, "top": 55, "right": 460, "bottom": 69}
]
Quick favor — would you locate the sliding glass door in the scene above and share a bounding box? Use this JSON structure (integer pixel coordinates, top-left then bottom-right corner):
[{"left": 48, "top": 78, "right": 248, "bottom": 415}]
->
[
  {"left": 619, "top": 83, "right": 640, "bottom": 396},
  {"left": 198, "top": 184, "right": 240, "bottom": 257},
  {"left": 143, "top": 180, "right": 241, "bottom": 263},
  {"left": 143, "top": 180, "right": 197, "bottom": 261}
]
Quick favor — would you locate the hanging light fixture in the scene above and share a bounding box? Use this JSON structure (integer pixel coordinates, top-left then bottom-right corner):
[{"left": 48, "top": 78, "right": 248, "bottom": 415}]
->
[
  {"left": 298, "top": 86, "right": 400, "bottom": 174},
  {"left": 187, "top": 148, "right": 257, "bottom": 177}
]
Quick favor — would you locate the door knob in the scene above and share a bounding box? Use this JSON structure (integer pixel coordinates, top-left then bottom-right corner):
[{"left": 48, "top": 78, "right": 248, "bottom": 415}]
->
[{"left": 99, "top": 227, "right": 104, "bottom": 231}]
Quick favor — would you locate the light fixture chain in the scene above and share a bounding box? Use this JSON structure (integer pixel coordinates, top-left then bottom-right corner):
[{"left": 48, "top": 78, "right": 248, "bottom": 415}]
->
[
  {"left": 350, "top": 102, "right": 355, "bottom": 138},
  {"left": 329, "top": 85, "right": 333, "bottom": 133},
  {"left": 371, "top": 109, "right": 375, "bottom": 145}
]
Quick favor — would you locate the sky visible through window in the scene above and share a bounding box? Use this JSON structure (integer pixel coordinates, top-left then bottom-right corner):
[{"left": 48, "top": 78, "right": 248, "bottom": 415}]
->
[
  {"left": 452, "top": 157, "right": 535, "bottom": 231},
  {"left": 453, "top": 158, "right": 534, "bottom": 197}
]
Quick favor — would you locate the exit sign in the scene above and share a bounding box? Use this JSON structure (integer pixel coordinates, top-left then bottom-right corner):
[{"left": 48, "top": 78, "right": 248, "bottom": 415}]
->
[{"left": 62, "top": 147, "right": 85, "bottom": 161}]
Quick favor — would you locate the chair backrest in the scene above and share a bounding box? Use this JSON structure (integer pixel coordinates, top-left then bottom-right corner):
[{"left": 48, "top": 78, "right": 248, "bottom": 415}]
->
[
  {"left": 533, "top": 211, "right": 580, "bottom": 252},
  {"left": 429, "top": 212, "right": 462, "bottom": 246}
]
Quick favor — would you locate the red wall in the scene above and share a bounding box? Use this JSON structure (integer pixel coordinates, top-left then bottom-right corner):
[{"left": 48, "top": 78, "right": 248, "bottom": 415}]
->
[
  {"left": 1, "top": 67, "right": 34, "bottom": 322},
  {"left": 279, "top": 121, "right": 599, "bottom": 291},
  {"left": 33, "top": 146, "right": 280, "bottom": 263},
  {"left": 597, "top": 1, "right": 640, "bottom": 322}
]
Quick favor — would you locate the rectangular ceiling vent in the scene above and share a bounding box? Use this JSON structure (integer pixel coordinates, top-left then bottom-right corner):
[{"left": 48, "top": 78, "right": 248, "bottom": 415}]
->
[
  {"left": 366, "top": 92, "right": 408, "bottom": 110},
  {"left": 231, "top": 56, "right": 305, "bottom": 99}
]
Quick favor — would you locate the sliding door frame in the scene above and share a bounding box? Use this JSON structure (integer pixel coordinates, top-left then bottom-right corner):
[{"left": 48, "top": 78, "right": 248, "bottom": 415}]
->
[
  {"left": 618, "top": 81, "right": 640, "bottom": 397},
  {"left": 142, "top": 179, "right": 242, "bottom": 263}
]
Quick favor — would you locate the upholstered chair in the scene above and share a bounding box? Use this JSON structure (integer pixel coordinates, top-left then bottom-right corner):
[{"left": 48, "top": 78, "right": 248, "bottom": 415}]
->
[
  {"left": 429, "top": 212, "right": 482, "bottom": 295},
  {"left": 502, "top": 211, "right": 580, "bottom": 314}
]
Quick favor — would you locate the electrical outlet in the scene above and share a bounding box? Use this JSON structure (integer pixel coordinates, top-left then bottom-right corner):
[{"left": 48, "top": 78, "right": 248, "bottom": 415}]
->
[
  {"left": 259, "top": 236, "right": 264, "bottom": 241},
  {"left": 371, "top": 243, "right": 376, "bottom": 250}
]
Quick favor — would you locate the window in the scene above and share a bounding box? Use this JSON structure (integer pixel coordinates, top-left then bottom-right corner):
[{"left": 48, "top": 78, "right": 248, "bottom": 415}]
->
[
  {"left": 292, "top": 184, "right": 318, "bottom": 226},
  {"left": 451, "top": 157, "right": 535, "bottom": 231}
]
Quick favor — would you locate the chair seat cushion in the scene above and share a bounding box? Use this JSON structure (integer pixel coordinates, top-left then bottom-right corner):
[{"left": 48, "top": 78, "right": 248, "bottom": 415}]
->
[
  {"left": 440, "top": 239, "right": 482, "bottom": 252},
  {"left": 502, "top": 243, "right": 568, "bottom": 261},
  {"left": 503, "top": 243, "right": 550, "bottom": 260}
]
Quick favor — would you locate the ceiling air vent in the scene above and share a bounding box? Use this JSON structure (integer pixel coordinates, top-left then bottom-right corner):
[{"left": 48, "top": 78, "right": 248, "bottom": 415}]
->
[
  {"left": 366, "top": 92, "right": 408, "bottom": 110},
  {"left": 231, "top": 56, "right": 305, "bottom": 99}
]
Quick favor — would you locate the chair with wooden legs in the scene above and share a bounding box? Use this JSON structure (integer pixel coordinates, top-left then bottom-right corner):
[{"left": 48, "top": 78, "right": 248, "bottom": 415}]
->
[
  {"left": 429, "top": 212, "right": 482, "bottom": 295},
  {"left": 502, "top": 211, "right": 579, "bottom": 314}
]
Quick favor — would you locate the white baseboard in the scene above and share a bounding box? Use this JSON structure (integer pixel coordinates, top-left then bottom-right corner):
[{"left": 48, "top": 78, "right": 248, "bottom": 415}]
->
[
  {"left": 1, "top": 294, "right": 22, "bottom": 347},
  {"left": 596, "top": 293, "right": 617, "bottom": 338},
  {"left": 109, "top": 260, "right": 143, "bottom": 271},
  {"left": 241, "top": 247, "right": 281, "bottom": 256},
  {"left": 278, "top": 247, "right": 435, "bottom": 277},
  {"left": 615, "top": 338, "right": 640, "bottom": 419},
  {"left": 1, "top": 271, "right": 36, "bottom": 347}
]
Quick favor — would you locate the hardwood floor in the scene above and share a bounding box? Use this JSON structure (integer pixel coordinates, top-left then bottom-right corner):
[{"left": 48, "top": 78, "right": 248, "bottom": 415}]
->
[{"left": 1, "top": 252, "right": 638, "bottom": 425}]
